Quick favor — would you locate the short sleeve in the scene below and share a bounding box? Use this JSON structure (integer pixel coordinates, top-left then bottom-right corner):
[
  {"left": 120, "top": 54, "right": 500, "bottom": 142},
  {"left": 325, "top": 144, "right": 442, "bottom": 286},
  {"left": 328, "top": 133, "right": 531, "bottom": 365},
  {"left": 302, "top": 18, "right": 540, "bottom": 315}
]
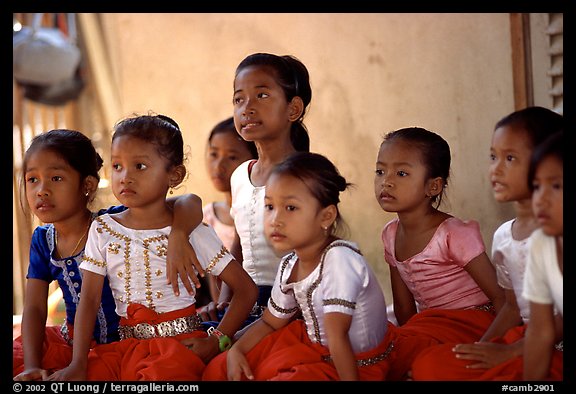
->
[
  {"left": 322, "top": 247, "right": 367, "bottom": 315},
  {"left": 522, "top": 230, "right": 552, "bottom": 305},
  {"left": 189, "top": 223, "right": 234, "bottom": 276},
  {"left": 381, "top": 219, "right": 398, "bottom": 268},
  {"left": 26, "top": 227, "right": 52, "bottom": 281},
  {"left": 491, "top": 222, "right": 513, "bottom": 289},
  {"left": 80, "top": 220, "right": 107, "bottom": 276},
  {"left": 267, "top": 255, "right": 299, "bottom": 319},
  {"left": 445, "top": 219, "right": 485, "bottom": 267}
]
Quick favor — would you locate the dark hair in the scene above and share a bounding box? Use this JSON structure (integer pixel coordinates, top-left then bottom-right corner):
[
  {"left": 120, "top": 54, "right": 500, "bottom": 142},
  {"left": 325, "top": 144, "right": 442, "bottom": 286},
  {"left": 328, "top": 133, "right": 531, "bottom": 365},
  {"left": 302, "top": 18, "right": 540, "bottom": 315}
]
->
[
  {"left": 381, "top": 127, "right": 451, "bottom": 208},
  {"left": 235, "top": 53, "right": 311, "bottom": 152},
  {"left": 494, "top": 106, "right": 563, "bottom": 149},
  {"left": 208, "top": 117, "right": 258, "bottom": 159},
  {"left": 528, "top": 130, "right": 563, "bottom": 191},
  {"left": 112, "top": 113, "right": 184, "bottom": 168},
  {"left": 21, "top": 129, "right": 103, "bottom": 214},
  {"left": 23, "top": 129, "right": 103, "bottom": 183},
  {"left": 270, "top": 151, "right": 352, "bottom": 236}
]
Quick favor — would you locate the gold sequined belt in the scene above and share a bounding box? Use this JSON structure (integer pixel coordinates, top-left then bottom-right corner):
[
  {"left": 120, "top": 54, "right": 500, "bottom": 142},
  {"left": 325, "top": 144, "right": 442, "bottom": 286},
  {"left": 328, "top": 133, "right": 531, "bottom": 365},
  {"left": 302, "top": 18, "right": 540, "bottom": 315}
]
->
[
  {"left": 322, "top": 341, "right": 394, "bottom": 367},
  {"left": 118, "top": 314, "right": 202, "bottom": 340}
]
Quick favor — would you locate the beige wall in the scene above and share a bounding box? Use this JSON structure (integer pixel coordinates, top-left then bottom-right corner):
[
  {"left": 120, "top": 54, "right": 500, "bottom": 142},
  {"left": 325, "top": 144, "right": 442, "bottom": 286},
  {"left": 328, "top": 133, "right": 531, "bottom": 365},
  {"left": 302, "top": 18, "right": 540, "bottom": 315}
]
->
[{"left": 94, "top": 13, "right": 526, "bottom": 302}]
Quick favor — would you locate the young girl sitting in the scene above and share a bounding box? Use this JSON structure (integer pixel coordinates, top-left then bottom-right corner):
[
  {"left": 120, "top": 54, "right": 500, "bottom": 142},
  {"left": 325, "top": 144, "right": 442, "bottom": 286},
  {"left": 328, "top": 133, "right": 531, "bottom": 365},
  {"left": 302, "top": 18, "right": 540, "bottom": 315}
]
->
[
  {"left": 203, "top": 152, "right": 395, "bottom": 381},
  {"left": 411, "top": 107, "right": 563, "bottom": 381},
  {"left": 523, "top": 131, "right": 563, "bottom": 380},
  {"left": 47, "top": 114, "right": 257, "bottom": 381},
  {"left": 13, "top": 129, "right": 203, "bottom": 381},
  {"left": 374, "top": 127, "right": 505, "bottom": 380}
]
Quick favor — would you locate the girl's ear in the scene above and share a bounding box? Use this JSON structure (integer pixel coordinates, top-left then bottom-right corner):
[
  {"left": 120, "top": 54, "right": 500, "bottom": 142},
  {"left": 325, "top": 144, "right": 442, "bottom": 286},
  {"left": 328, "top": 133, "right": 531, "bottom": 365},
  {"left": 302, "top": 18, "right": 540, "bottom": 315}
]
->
[
  {"left": 426, "top": 177, "right": 444, "bottom": 198},
  {"left": 83, "top": 175, "right": 99, "bottom": 197},
  {"left": 320, "top": 204, "right": 338, "bottom": 230},
  {"left": 288, "top": 96, "right": 304, "bottom": 122},
  {"left": 169, "top": 165, "right": 187, "bottom": 188}
]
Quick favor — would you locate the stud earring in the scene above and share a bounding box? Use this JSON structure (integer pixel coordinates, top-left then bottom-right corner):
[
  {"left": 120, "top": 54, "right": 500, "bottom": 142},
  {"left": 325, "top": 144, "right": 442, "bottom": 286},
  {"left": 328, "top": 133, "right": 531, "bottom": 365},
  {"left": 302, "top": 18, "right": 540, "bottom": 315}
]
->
[
  {"left": 169, "top": 186, "right": 174, "bottom": 195},
  {"left": 323, "top": 225, "right": 329, "bottom": 236},
  {"left": 85, "top": 191, "right": 90, "bottom": 197}
]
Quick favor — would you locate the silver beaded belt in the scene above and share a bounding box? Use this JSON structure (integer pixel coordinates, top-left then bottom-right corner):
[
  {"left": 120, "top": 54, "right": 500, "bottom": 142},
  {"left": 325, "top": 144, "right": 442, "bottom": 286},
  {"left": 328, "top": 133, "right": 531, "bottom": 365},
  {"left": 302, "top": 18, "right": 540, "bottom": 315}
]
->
[
  {"left": 322, "top": 341, "right": 394, "bottom": 367},
  {"left": 118, "top": 313, "right": 203, "bottom": 340},
  {"left": 60, "top": 322, "right": 73, "bottom": 346}
]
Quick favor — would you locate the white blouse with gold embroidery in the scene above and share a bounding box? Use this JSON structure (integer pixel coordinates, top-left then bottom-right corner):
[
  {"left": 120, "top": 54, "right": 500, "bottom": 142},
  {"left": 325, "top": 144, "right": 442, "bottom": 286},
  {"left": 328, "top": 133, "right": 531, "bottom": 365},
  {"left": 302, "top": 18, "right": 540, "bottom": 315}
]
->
[
  {"left": 268, "top": 240, "right": 388, "bottom": 354},
  {"left": 80, "top": 214, "right": 233, "bottom": 317}
]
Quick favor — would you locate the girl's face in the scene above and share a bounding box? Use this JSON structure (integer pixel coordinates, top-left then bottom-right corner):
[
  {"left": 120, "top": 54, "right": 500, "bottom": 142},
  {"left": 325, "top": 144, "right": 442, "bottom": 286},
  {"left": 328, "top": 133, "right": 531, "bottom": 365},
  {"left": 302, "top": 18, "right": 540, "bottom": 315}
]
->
[
  {"left": 374, "top": 139, "right": 433, "bottom": 213},
  {"left": 264, "top": 173, "right": 328, "bottom": 254},
  {"left": 489, "top": 125, "right": 534, "bottom": 202},
  {"left": 233, "top": 65, "right": 293, "bottom": 144},
  {"left": 532, "top": 155, "right": 563, "bottom": 236},
  {"left": 24, "top": 148, "right": 86, "bottom": 224},
  {"left": 206, "top": 130, "right": 255, "bottom": 193},
  {"left": 111, "top": 135, "right": 173, "bottom": 208}
]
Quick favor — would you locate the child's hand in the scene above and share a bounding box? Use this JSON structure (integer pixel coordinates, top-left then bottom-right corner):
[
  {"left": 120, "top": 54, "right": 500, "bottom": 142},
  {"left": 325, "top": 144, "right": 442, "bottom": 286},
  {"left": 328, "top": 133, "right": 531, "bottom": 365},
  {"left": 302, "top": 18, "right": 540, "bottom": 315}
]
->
[
  {"left": 197, "top": 301, "right": 228, "bottom": 322},
  {"left": 13, "top": 368, "right": 49, "bottom": 381},
  {"left": 46, "top": 364, "right": 86, "bottom": 381},
  {"left": 226, "top": 346, "right": 253, "bottom": 381},
  {"left": 166, "top": 229, "right": 205, "bottom": 296},
  {"left": 181, "top": 335, "right": 220, "bottom": 364},
  {"left": 453, "top": 342, "right": 518, "bottom": 369}
]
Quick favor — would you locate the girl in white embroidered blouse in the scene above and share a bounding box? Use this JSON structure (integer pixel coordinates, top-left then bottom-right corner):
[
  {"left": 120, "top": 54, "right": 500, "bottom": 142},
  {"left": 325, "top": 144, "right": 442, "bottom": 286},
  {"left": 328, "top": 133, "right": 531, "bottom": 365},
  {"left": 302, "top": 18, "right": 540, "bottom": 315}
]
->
[
  {"left": 203, "top": 152, "right": 395, "bottom": 381},
  {"left": 48, "top": 113, "right": 257, "bottom": 381}
]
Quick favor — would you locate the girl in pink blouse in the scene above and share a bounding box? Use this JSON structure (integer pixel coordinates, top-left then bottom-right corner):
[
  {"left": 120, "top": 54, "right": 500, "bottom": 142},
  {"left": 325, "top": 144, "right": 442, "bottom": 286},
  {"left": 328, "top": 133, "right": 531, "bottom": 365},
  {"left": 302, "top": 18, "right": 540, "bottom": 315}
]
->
[{"left": 373, "top": 127, "right": 505, "bottom": 380}]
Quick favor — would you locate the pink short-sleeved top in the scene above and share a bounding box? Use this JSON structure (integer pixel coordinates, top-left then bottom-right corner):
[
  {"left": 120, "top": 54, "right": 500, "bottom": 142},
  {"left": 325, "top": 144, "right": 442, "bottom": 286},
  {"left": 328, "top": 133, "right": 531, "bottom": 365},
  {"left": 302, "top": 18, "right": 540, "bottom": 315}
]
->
[{"left": 382, "top": 217, "right": 490, "bottom": 310}]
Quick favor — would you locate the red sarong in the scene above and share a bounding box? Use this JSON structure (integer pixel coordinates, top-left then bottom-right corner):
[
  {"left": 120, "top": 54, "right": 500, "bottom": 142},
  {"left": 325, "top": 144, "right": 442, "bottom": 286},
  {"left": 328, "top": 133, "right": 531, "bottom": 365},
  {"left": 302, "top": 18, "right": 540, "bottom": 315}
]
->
[
  {"left": 384, "top": 307, "right": 496, "bottom": 380},
  {"left": 411, "top": 324, "right": 563, "bottom": 381},
  {"left": 86, "top": 304, "right": 206, "bottom": 381},
  {"left": 203, "top": 319, "right": 394, "bottom": 381},
  {"left": 13, "top": 325, "right": 75, "bottom": 377}
]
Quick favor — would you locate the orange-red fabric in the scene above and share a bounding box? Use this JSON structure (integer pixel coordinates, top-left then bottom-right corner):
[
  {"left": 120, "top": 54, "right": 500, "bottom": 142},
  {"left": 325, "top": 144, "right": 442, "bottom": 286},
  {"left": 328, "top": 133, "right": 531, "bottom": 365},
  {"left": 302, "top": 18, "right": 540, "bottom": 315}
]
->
[
  {"left": 411, "top": 324, "right": 563, "bottom": 381},
  {"left": 203, "top": 319, "right": 394, "bottom": 381},
  {"left": 13, "top": 325, "right": 78, "bottom": 377},
  {"left": 384, "top": 308, "right": 496, "bottom": 380},
  {"left": 85, "top": 303, "right": 207, "bottom": 381}
]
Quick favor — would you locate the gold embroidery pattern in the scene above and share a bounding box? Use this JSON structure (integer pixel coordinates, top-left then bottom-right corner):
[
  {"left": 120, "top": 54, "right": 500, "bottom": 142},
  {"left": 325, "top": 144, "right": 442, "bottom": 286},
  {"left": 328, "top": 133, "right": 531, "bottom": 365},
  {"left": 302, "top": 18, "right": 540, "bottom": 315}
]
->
[
  {"left": 156, "top": 291, "right": 163, "bottom": 299},
  {"left": 269, "top": 296, "right": 299, "bottom": 315},
  {"left": 306, "top": 241, "right": 362, "bottom": 345},
  {"left": 94, "top": 216, "right": 132, "bottom": 307},
  {"left": 142, "top": 235, "right": 168, "bottom": 311},
  {"left": 108, "top": 242, "right": 121, "bottom": 254},
  {"left": 82, "top": 255, "right": 106, "bottom": 268},
  {"left": 322, "top": 341, "right": 394, "bottom": 367},
  {"left": 205, "top": 245, "right": 229, "bottom": 274},
  {"left": 155, "top": 269, "right": 162, "bottom": 276},
  {"left": 156, "top": 244, "right": 167, "bottom": 257},
  {"left": 323, "top": 298, "right": 356, "bottom": 309}
]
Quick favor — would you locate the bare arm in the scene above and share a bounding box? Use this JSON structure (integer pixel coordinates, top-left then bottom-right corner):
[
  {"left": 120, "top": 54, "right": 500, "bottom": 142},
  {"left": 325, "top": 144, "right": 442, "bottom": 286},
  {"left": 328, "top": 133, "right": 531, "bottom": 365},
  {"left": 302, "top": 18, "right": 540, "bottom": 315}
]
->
[
  {"left": 181, "top": 259, "right": 258, "bottom": 364},
  {"left": 465, "top": 252, "right": 506, "bottom": 313},
  {"left": 524, "top": 302, "right": 556, "bottom": 380},
  {"left": 324, "top": 312, "right": 357, "bottom": 380},
  {"left": 13, "top": 279, "right": 50, "bottom": 381},
  {"left": 217, "top": 230, "right": 243, "bottom": 305},
  {"left": 166, "top": 193, "right": 203, "bottom": 296},
  {"left": 227, "top": 309, "right": 290, "bottom": 381},
  {"left": 47, "top": 271, "right": 104, "bottom": 381},
  {"left": 480, "top": 288, "right": 523, "bottom": 342},
  {"left": 390, "top": 266, "right": 417, "bottom": 325}
]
